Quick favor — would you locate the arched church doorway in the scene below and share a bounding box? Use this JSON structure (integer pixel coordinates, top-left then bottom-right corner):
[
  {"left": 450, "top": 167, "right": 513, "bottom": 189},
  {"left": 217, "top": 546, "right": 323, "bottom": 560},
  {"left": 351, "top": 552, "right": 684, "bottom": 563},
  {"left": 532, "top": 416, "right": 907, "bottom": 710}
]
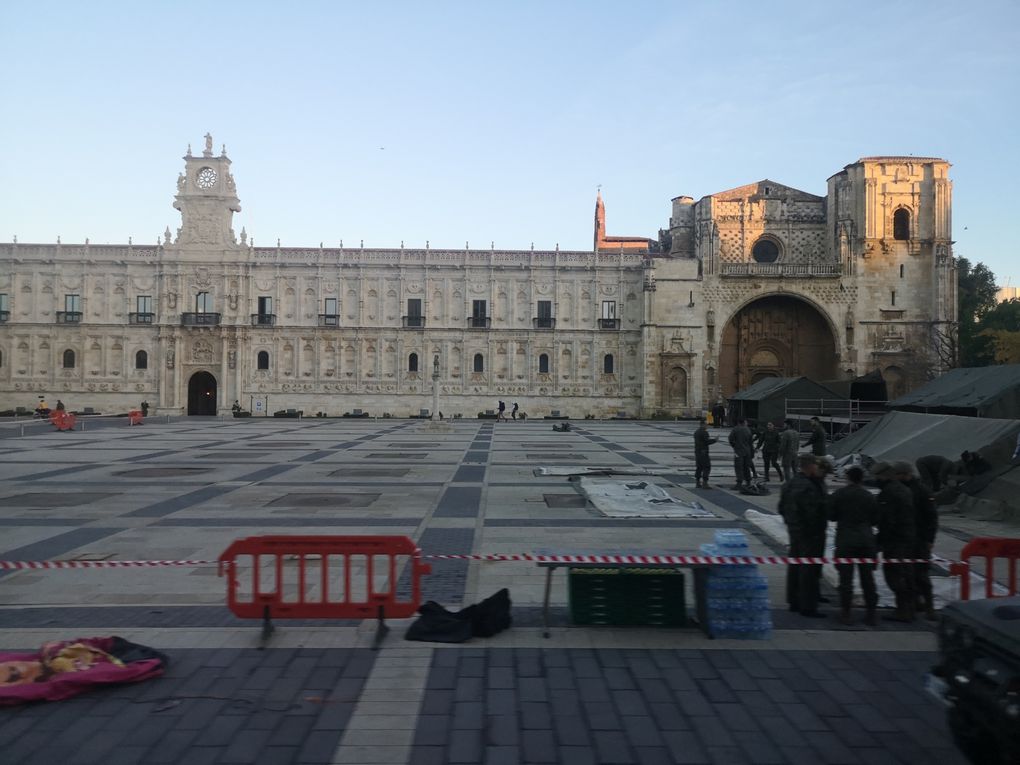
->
[
  {"left": 719, "top": 295, "right": 838, "bottom": 397},
  {"left": 187, "top": 371, "right": 218, "bottom": 415}
]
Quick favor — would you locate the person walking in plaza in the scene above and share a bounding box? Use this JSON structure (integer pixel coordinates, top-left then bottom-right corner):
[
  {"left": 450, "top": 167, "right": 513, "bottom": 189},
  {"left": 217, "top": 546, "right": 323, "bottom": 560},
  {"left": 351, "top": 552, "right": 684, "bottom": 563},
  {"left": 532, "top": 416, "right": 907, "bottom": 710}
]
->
[
  {"left": 727, "top": 418, "right": 754, "bottom": 490},
  {"left": 497, "top": 400, "right": 507, "bottom": 422},
  {"left": 755, "top": 421, "right": 782, "bottom": 482},
  {"left": 804, "top": 416, "right": 827, "bottom": 457},
  {"left": 872, "top": 462, "right": 917, "bottom": 622},
  {"left": 915, "top": 454, "right": 955, "bottom": 492},
  {"left": 827, "top": 466, "right": 880, "bottom": 625},
  {"left": 711, "top": 401, "right": 726, "bottom": 428},
  {"left": 780, "top": 454, "right": 828, "bottom": 617},
  {"left": 897, "top": 461, "right": 938, "bottom": 620},
  {"left": 779, "top": 420, "right": 799, "bottom": 482},
  {"left": 693, "top": 418, "right": 717, "bottom": 489},
  {"left": 511, "top": 402, "right": 519, "bottom": 421}
]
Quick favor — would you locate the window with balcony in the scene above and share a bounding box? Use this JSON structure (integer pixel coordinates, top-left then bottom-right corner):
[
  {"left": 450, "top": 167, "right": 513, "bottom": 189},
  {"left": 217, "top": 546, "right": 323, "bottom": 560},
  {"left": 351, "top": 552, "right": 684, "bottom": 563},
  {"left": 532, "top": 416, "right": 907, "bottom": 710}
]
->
[
  {"left": 63, "top": 349, "right": 76, "bottom": 369},
  {"left": 409, "top": 353, "right": 419, "bottom": 372},
  {"left": 539, "top": 354, "right": 550, "bottom": 374},
  {"left": 599, "top": 300, "right": 619, "bottom": 329},
  {"left": 320, "top": 297, "right": 340, "bottom": 327},
  {"left": 257, "top": 351, "right": 270, "bottom": 370},
  {"left": 196, "top": 292, "right": 212, "bottom": 313},
  {"left": 404, "top": 298, "right": 424, "bottom": 328},
  {"left": 252, "top": 296, "right": 276, "bottom": 326},
  {"left": 135, "top": 350, "right": 148, "bottom": 370},
  {"left": 59, "top": 294, "right": 82, "bottom": 323},
  {"left": 131, "top": 295, "right": 154, "bottom": 324},
  {"left": 182, "top": 292, "right": 220, "bottom": 325},
  {"left": 473, "top": 353, "right": 484, "bottom": 373},
  {"left": 470, "top": 300, "right": 489, "bottom": 328},
  {"left": 533, "top": 300, "right": 554, "bottom": 329}
]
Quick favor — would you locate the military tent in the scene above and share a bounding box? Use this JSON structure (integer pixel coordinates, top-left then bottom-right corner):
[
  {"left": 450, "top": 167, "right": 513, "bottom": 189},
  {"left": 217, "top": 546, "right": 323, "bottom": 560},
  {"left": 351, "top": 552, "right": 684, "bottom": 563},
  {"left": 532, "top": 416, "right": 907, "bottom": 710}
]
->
[
  {"left": 726, "top": 377, "right": 844, "bottom": 426},
  {"left": 887, "top": 364, "right": 1020, "bottom": 419}
]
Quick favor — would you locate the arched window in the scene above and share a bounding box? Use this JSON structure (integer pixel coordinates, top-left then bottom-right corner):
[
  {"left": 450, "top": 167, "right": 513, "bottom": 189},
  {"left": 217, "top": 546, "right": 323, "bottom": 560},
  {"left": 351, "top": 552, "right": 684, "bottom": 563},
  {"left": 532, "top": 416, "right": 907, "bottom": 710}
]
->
[
  {"left": 751, "top": 238, "right": 780, "bottom": 263},
  {"left": 62, "top": 349, "right": 76, "bottom": 369},
  {"left": 408, "top": 353, "right": 419, "bottom": 372},
  {"left": 604, "top": 354, "right": 615, "bottom": 374},
  {"left": 539, "top": 354, "right": 549, "bottom": 374},
  {"left": 473, "top": 353, "right": 484, "bottom": 373},
  {"left": 135, "top": 350, "right": 148, "bottom": 370},
  {"left": 257, "top": 351, "right": 270, "bottom": 370},
  {"left": 893, "top": 208, "right": 910, "bottom": 240}
]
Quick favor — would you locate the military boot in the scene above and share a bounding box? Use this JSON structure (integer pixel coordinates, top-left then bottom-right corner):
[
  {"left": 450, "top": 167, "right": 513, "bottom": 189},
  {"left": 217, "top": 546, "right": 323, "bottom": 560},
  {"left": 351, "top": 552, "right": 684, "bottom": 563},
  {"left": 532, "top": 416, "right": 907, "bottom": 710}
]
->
[
  {"left": 838, "top": 607, "right": 854, "bottom": 626},
  {"left": 864, "top": 608, "right": 878, "bottom": 627}
]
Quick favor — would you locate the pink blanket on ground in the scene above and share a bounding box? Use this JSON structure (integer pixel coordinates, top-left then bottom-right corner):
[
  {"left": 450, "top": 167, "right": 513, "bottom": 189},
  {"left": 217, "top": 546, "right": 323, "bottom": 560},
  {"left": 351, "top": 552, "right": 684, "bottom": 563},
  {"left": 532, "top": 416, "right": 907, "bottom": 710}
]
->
[{"left": 0, "top": 636, "right": 167, "bottom": 705}]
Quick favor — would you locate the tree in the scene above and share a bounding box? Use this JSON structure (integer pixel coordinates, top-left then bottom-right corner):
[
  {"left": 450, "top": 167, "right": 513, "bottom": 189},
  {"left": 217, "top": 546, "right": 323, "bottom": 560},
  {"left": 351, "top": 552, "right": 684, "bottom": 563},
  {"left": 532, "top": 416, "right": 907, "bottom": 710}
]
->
[
  {"left": 956, "top": 257, "right": 999, "bottom": 366},
  {"left": 978, "top": 299, "right": 1020, "bottom": 363}
]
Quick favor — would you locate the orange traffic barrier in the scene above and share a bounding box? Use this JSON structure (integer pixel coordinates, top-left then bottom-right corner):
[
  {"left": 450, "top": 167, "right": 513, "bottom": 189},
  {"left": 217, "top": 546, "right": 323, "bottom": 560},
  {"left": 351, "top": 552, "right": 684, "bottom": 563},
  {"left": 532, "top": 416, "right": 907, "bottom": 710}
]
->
[
  {"left": 49, "top": 411, "right": 77, "bottom": 431},
  {"left": 128, "top": 410, "right": 143, "bottom": 426},
  {"left": 949, "top": 537, "right": 1020, "bottom": 600},
  {"left": 218, "top": 535, "right": 431, "bottom": 646}
]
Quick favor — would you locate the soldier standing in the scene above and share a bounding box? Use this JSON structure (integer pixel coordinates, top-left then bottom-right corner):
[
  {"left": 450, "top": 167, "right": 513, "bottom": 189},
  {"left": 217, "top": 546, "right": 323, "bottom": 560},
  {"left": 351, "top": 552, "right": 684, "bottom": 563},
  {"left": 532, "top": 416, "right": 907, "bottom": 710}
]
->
[
  {"left": 897, "top": 461, "right": 938, "bottom": 620},
  {"left": 693, "top": 419, "right": 717, "bottom": 489},
  {"left": 727, "top": 418, "right": 754, "bottom": 490},
  {"left": 780, "top": 454, "right": 828, "bottom": 617},
  {"left": 779, "top": 420, "right": 799, "bottom": 482},
  {"left": 828, "top": 466, "right": 880, "bottom": 625},
  {"left": 873, "top": 462, "right": 917, "bottom": 622},
  {"left": 804, "top": 416, "right": 827, "bottom": 457},
  {"left": 755, "top": 421, "right": 782, "bottom": 482}
]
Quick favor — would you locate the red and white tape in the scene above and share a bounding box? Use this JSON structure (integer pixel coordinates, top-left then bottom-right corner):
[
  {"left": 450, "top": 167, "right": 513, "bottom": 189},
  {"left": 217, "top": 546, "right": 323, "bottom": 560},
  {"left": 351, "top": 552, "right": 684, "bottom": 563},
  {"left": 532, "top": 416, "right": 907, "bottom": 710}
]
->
[{"left": 0, "top": 553, "right": 935, "bottom": 570}]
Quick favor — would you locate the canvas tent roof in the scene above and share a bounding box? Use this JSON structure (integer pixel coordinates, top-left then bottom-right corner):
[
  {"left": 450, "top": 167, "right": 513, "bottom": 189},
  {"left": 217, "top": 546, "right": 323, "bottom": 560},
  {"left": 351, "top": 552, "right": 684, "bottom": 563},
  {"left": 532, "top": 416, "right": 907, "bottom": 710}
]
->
[
  {"left": 727, "top": 377, "right": 844, "bottom": 426},
  {"left": 888, "top": 364, "right": 1020, "bottom": 419},
  {"left": 830, "top": 410, "right": 1020, "bottom": 464},
  {"left": 728, "top": 376, "right": 838, "bottom": 401}
]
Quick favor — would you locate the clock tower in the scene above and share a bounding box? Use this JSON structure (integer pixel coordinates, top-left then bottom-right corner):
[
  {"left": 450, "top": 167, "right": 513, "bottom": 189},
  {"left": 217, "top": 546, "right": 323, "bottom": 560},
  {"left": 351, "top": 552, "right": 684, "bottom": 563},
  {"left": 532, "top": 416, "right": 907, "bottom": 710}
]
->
[{"left": 173, "top": 133, "right": 242, "bottom": 248}]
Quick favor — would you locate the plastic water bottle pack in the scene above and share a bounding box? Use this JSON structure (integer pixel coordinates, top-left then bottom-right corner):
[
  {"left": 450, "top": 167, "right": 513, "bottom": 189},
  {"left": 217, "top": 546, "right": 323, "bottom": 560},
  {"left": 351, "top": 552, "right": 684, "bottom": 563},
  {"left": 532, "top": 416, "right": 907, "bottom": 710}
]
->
[{"left": 703, "top": 529, "right": 772, "bottom": 640}]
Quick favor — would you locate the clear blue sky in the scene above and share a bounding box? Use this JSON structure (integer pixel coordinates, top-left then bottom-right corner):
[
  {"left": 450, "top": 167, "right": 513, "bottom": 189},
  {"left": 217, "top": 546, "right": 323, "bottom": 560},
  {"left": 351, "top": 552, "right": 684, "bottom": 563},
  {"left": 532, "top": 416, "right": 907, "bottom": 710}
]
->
[{"left": 2, "top": 1, "right": 1018, "bottom": 284}]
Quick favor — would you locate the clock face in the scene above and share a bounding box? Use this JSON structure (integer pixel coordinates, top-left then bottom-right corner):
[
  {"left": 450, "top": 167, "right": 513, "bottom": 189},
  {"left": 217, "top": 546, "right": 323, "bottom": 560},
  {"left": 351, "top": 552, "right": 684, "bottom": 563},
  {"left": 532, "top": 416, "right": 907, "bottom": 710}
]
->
[{"left": 196, "top": 167, "right": 218, "bottom": 189}]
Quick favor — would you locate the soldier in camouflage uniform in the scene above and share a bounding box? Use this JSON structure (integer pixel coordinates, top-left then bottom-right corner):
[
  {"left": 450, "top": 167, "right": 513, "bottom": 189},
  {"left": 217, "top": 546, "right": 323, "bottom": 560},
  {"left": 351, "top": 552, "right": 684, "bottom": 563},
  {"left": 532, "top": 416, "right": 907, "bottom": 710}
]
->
[
  {"left": 827, "top": 465, "right": 880, "bottom": 625},
  {"left": 873, "top": 462, "right": 917, "bottom": 622},
  {"left": 895, "top": 460, "right": 938, "bottom": 620},
  {"left": 780, "top": 454, "right": 828, "bottom": 617},
  {"left": 693, "top": 418, "right": 717, "bottom": 489}
]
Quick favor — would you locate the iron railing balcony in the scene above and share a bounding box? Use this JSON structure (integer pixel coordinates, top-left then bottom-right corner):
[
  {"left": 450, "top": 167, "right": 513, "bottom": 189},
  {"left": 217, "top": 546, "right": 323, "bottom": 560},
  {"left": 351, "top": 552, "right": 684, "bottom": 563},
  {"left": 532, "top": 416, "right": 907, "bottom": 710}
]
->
[
  {"left": 129, "top": 312, "right": 155, "bottom": 324},
  {"left": 251, "top": 313, "right": 277, "bottom": 327},
  {"left": 56, "top": 311, "right": 82, "bottom": 323},
  {"left": 181, "top": 312, "right": 221, "bottom": 326},
  {"left": 533, "top": 317, "right": 556, "bottom": 329},
  {"left": 468, "top": 316, "right": 491, "bottom": 329},
  {"left": 598, "top": 318, "right": 620, "bottom": 330},
  {"left": 318, "top": 314, "right": 340, "bottom": 327},
  {"left": 0, "top": 310, "right": 9, "bottom": 323},
  {"left": 402, "top": 315, "right": 426, "bottom": 328}
]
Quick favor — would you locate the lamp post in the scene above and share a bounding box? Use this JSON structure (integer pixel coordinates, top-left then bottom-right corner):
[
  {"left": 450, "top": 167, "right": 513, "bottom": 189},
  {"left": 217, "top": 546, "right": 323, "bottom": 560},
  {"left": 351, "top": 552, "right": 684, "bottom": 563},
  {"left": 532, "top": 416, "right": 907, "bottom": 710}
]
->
[{"left": 432, "top": 354, "right": 440, "bottom": 420}]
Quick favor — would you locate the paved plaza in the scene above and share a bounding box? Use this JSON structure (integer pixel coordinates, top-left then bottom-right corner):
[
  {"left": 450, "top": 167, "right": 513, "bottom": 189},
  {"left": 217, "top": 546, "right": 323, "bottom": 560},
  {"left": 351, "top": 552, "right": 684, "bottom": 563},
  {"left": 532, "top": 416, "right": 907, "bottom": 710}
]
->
[{"left": 0, "top": 417, "right": 970, "bottom": 764}]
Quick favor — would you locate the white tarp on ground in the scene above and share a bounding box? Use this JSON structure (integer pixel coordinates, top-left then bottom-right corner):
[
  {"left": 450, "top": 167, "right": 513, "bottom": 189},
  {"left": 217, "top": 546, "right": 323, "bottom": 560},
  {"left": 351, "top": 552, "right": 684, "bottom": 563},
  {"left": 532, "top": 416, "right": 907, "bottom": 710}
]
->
[
  {"left": 742, "top": 509, "right": 1007, "bottom": 608},
  {"left": 577, "top": 477, "right": 717, "bottom": 519},
  {"left": 830, "top": 410, "right": 1020, "bottom": 464}
]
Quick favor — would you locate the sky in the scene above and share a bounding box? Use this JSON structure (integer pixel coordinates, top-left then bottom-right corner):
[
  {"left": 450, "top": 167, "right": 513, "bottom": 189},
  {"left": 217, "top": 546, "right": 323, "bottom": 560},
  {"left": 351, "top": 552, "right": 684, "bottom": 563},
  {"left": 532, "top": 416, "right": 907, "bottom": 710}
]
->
[{"left": 2, "top": 1, "right": 1018, "bottom": 285}]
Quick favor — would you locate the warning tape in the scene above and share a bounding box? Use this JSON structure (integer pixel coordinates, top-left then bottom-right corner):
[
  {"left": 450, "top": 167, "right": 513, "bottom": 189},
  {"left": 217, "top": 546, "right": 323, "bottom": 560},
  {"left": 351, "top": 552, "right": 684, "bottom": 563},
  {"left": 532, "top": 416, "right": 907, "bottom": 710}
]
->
[{"left": 0, "top": 553, "right": 936, "bottom": 570}]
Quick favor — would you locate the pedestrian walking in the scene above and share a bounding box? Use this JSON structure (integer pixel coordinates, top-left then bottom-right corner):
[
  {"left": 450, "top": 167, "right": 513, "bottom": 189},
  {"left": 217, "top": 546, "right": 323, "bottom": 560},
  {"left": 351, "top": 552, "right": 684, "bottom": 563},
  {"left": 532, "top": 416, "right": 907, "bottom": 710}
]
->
[
  {"left": 693, "top": 418, "right": 717, "bottom": 489},
  {"left": 872, "top": 462, "right": 917, "bottom": 622},
  {"left": 511, "top": 402, "right": 519, "bottom": 421},
  {"left": 727, "top": 418, "right": 754, "bottom": 490},
  {"left": 755, "top": 421, "right": 781, "bottom": 482},
  {"left": 827, "top": 466, "right": 880, "bottom": 625},
  {"left": 779, "top": 420, "right": 799, "bottom": 481},
  {"left": 780, "top": 454, "right": 828, "bottom": 617},
  {"left": 804, "top": 416, "right": 827, "bottom": 456},
  {"left": 711, "top": 401, "right": 726, "bottom": 428},
  {"left": 497, "top": 400, "right": 507, "bottom": 422}
]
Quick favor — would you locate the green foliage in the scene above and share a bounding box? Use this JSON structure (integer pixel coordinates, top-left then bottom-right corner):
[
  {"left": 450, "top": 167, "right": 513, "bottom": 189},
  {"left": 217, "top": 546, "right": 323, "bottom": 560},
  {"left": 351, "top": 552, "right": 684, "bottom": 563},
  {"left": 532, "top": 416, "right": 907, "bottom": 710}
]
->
[
  {"left": 978, "top": 299, "right": 1020, "bottom": 363},
  {"left": 957, "top": 257, "right": 1000, "bottom": 366}
]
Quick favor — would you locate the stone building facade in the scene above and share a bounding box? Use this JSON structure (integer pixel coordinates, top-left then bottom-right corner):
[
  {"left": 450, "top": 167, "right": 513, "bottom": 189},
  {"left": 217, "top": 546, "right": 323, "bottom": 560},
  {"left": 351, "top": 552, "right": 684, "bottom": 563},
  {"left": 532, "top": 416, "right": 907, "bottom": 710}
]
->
[{"left": 0, "top": 138, "right": 956, "bottom": 417}]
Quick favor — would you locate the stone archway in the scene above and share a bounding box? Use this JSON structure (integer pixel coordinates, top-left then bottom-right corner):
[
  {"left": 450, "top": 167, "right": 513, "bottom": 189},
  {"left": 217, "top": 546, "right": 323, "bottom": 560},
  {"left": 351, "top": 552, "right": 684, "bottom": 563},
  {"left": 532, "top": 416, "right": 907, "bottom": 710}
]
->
[
  {"left": 719, "top": 295, "right": 838, "bottom": 397},
  {"left": 187, "top": 371, "right": 218, "bottom": 415}
]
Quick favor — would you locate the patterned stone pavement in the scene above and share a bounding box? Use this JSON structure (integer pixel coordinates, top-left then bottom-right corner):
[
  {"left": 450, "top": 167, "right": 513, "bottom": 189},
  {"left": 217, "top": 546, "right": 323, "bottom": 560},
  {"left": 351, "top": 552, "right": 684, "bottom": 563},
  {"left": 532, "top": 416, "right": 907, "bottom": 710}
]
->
[{"left": 0, "top": 416, "right": 973, "bottom": 764}]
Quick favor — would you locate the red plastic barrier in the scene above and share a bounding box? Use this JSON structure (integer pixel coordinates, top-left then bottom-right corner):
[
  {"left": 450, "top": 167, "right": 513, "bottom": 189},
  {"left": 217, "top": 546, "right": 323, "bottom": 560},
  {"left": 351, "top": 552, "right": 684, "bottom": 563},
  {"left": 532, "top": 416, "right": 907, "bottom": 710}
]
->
[
  {"left": 949, "top": 537, "right": 1020, "bottom": 600},
  {"left": 49, "top": 411, "right": 76, "bottom": 431},
  {"left": 218, "top": 535, "right": 431, "bottom": 631},
  {"left": 128, "top": 410, "right": 143, "bottom": 426}
]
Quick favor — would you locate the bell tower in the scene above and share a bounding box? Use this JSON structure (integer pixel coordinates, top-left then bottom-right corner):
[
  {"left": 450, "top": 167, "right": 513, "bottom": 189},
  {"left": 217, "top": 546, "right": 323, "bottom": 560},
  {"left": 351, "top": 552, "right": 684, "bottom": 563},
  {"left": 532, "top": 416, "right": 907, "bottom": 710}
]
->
[{"left": 173, "top": 133, "right": 242, "bottom": 248}]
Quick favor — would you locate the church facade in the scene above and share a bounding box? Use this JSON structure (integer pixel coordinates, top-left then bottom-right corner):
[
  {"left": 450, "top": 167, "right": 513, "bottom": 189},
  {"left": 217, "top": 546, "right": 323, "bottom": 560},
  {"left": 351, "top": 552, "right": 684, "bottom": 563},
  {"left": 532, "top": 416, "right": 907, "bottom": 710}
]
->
[{"left": 0, "top": 137, "right": 957, "bottom": 418}]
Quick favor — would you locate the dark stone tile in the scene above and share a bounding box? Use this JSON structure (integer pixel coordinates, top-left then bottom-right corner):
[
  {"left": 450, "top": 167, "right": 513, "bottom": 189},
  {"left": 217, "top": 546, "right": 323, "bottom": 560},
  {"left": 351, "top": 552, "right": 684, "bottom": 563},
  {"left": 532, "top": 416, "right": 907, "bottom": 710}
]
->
[
  {"left": 298, "top": 730, "right": 344, "bottom": 764},
  {"left": 593, "top": 730, "right": 637, "bottom": 764},
  {"left": 621, "top": 715, "right": 664, "bottom": 747},
  {"left": 661, "top": 731, "right": 711, "bottom": 764},
  {"left": 553, "top": 715, "right": 592, "bottom": 747},
  {"left": 521, "top": 729, "right": 558, "bottom": 763}
]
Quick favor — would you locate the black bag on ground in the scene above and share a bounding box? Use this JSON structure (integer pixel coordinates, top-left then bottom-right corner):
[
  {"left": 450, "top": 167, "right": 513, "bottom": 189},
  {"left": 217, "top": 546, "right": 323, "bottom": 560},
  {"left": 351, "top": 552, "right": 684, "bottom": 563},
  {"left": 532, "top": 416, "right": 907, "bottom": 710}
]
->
[{"left": 404, "top": 589, "right": 512, "bottom": 643}]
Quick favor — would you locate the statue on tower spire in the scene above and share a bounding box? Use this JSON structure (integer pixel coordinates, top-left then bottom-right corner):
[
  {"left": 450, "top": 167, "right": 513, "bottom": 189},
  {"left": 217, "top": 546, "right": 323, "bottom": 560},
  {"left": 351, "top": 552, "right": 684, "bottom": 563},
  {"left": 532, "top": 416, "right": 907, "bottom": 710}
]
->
[{"left": 203, "top": 133, "right": 213, "bottom": 157}]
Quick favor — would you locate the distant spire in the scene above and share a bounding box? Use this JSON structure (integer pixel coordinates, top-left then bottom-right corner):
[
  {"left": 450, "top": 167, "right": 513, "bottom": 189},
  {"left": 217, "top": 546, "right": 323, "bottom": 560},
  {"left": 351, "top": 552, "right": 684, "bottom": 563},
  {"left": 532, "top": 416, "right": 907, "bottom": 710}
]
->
[{"left": 594, "top": 187, "right": 606, "bottom": 251}]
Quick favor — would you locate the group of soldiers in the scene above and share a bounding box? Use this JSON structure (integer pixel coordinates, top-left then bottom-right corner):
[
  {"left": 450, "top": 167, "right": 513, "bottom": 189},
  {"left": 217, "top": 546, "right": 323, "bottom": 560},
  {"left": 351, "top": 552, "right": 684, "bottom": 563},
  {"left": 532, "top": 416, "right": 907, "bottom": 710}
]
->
[{"left": 780, "top": 455, "right": 937, "bottom": 624}]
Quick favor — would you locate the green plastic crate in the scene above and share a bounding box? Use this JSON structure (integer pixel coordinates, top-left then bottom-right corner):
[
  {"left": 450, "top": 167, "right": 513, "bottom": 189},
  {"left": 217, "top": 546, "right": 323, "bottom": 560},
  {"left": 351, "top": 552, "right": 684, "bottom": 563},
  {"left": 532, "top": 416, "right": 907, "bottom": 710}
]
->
[{"left": 568, "top": 568, "right": 686, "bottom": 626}]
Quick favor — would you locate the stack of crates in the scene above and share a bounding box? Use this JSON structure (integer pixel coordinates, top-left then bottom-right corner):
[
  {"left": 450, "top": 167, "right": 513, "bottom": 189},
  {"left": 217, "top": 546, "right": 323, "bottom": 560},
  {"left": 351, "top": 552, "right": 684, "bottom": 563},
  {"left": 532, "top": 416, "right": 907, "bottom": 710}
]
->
[
  {"left": 568, "top": 567, "right": 686, "bottom": 626},
  {"left": 700, "top": 529, "right": 772, "bottom": 639}
]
